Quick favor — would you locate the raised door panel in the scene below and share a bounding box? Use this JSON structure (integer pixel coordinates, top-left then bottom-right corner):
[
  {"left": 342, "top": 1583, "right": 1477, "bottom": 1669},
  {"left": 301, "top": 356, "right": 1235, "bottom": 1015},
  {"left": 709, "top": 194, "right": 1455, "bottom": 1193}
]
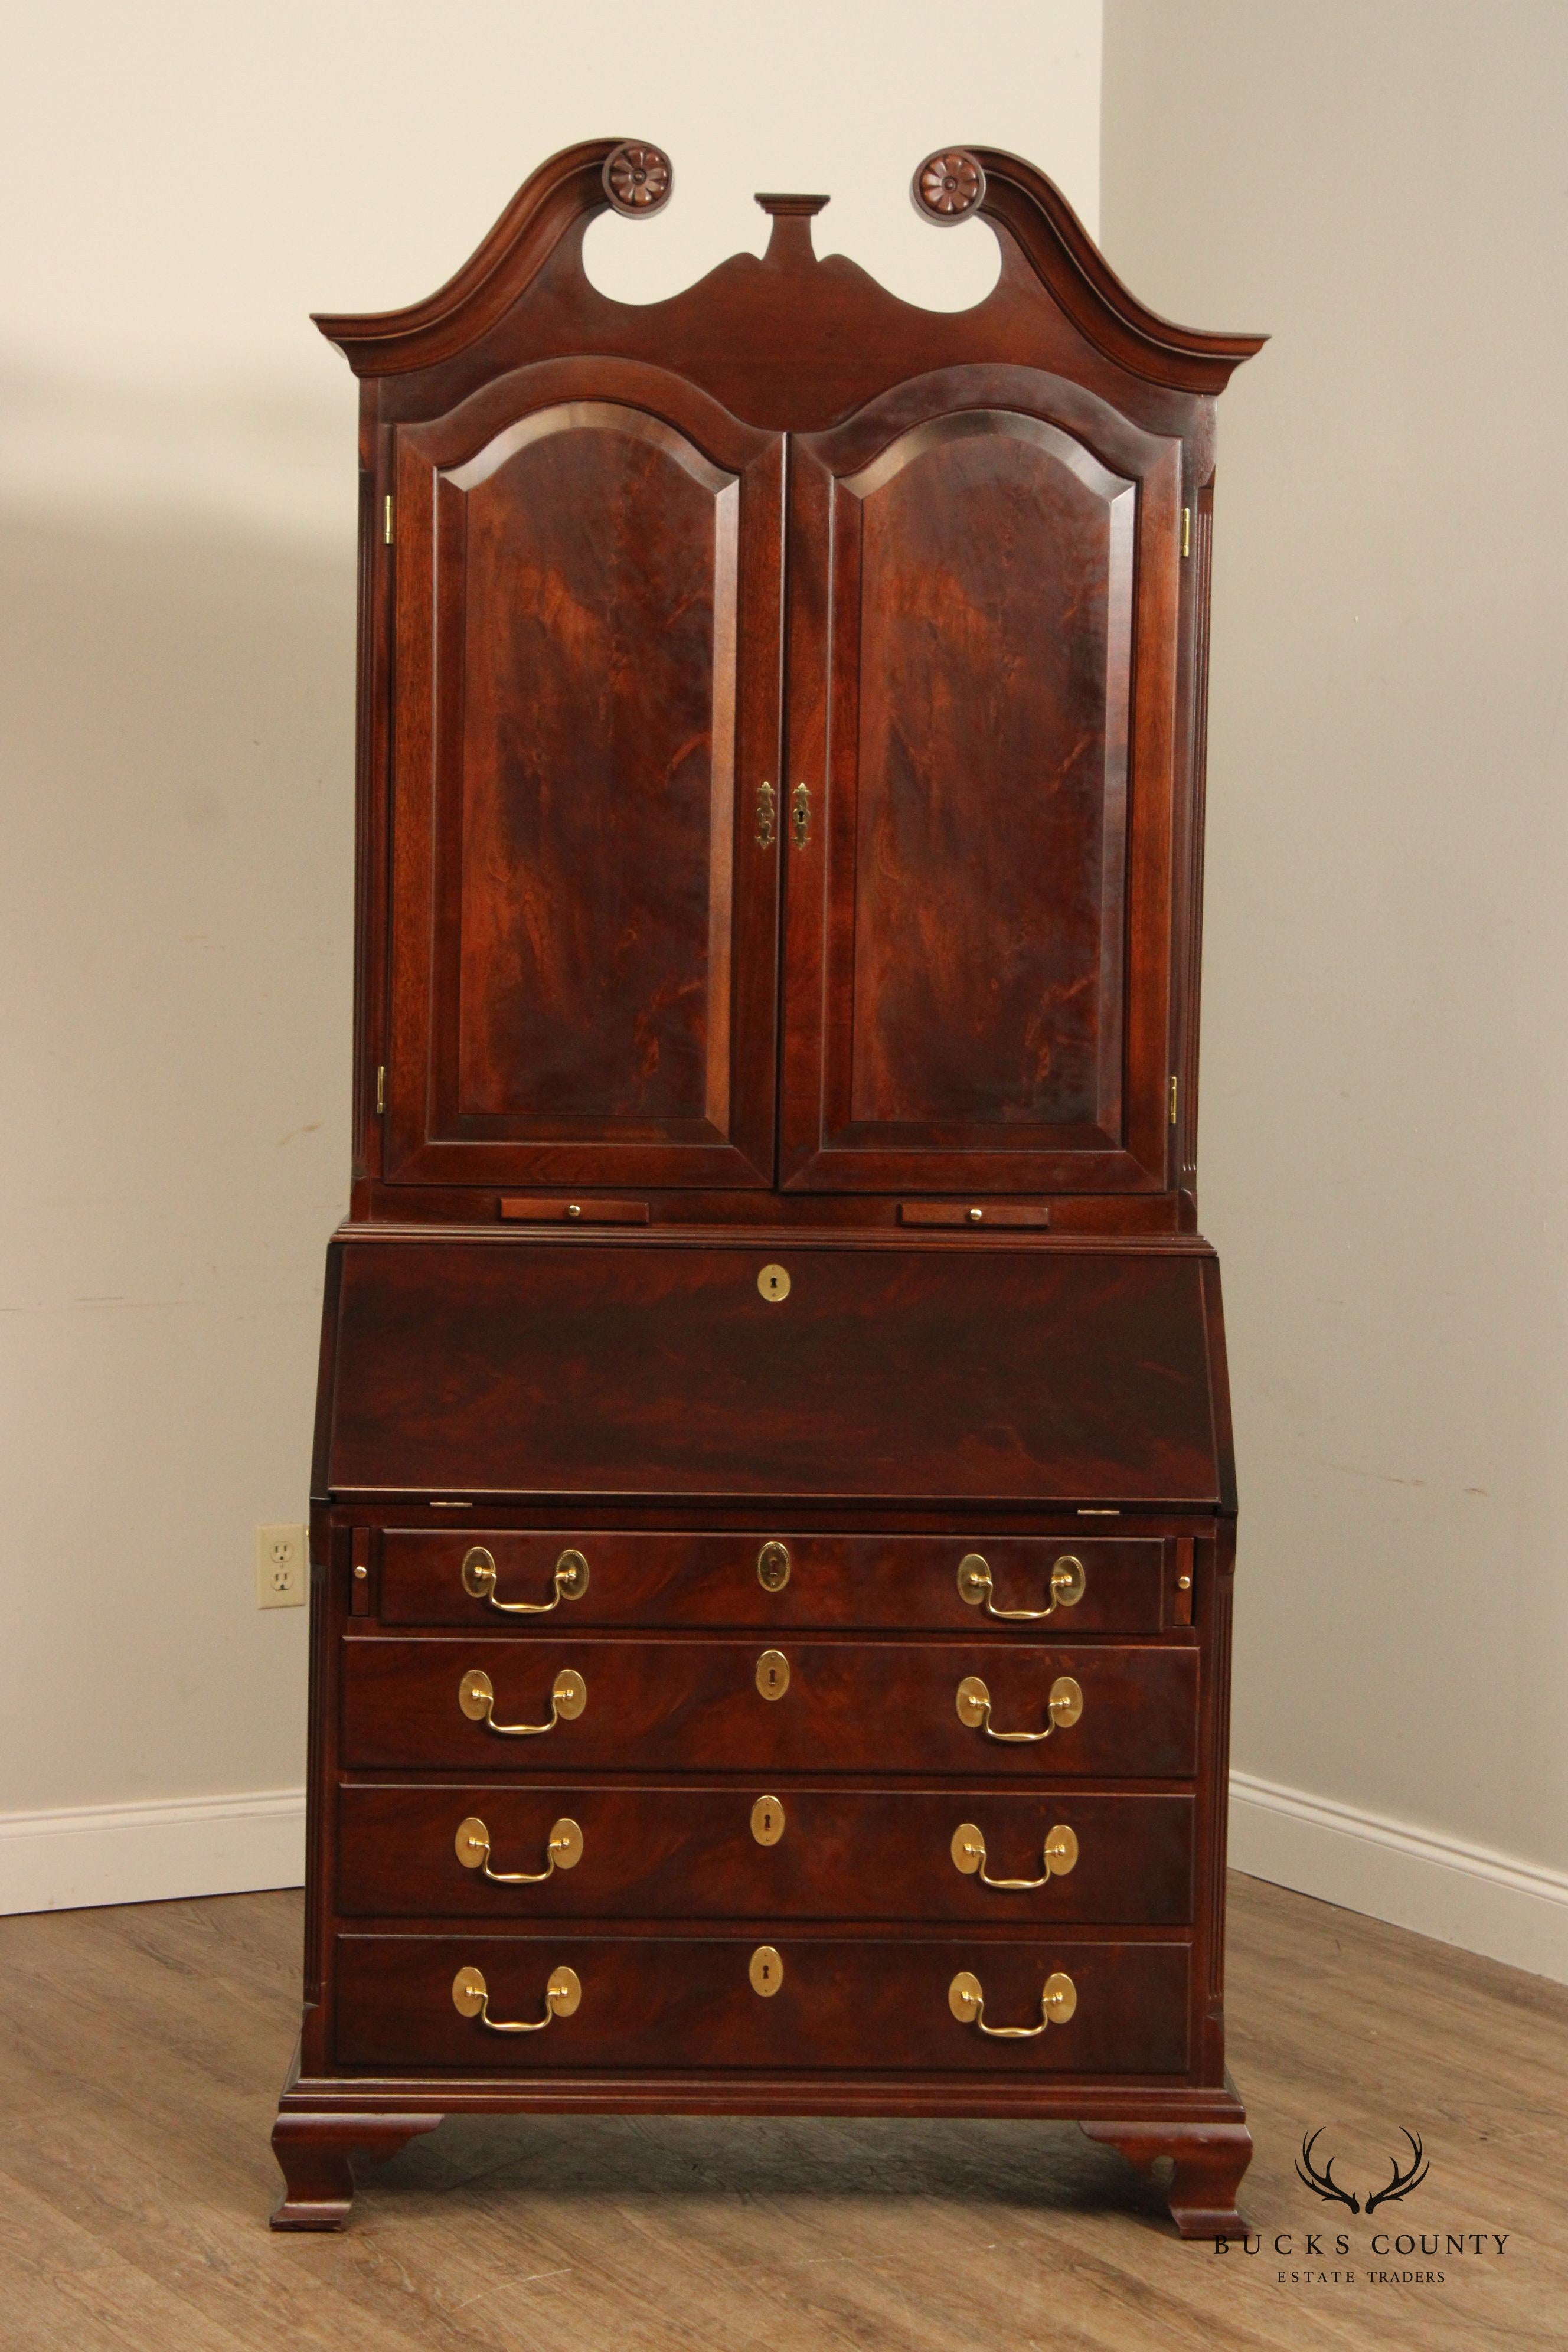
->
[
  {"left": 387, "top": 359, "right": 784, "bottom": 1188},
  {"left": 781, "top": 366, "right": 1182, "bottom": 1192}
]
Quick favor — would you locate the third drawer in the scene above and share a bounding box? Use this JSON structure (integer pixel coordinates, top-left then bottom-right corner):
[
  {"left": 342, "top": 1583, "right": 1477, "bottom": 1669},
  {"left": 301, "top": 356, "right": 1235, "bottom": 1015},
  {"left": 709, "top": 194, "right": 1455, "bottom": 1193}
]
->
[{"left": 336, "top": 1782, "right": 1196, "bottom": 1923}]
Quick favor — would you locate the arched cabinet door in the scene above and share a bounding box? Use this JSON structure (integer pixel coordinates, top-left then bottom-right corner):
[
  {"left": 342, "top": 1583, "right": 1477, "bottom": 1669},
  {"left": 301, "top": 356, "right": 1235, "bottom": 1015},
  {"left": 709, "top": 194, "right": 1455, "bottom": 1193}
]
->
[
  {"left": 386, "top": 360, "right": 784, "bottom": 1189},
  {"left": 779, "top": 367, "right": 1182, "bottom": 1194}
]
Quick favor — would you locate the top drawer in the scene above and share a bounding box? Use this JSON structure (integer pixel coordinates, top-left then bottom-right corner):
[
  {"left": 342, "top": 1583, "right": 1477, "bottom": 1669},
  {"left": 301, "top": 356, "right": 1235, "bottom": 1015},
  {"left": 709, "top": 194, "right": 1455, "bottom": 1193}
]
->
[{"left": 377, "top": 1530, "right": 1172, "bottom": 1634}]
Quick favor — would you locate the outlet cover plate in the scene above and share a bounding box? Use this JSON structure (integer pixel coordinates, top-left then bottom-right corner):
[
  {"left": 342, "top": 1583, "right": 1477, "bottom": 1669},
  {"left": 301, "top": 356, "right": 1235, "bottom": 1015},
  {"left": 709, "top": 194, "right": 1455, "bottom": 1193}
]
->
[{"left": 257, "top": 1524, "right": 308, "bottom": 1609}]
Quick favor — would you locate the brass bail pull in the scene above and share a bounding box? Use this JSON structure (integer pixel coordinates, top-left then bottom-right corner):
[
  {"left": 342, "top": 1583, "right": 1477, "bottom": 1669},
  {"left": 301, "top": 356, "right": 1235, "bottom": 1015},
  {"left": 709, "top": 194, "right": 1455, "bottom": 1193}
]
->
[
  {"left": 455, "top": 1814, "right": 583, "bottom": 1883},
  {"left": 955, "top": 1673, "right": 1083, "bottom": 1743},
  {"left": 452, "top": 1963, "right": 582, "bottom": 2033},
  {"left": 458, "top": 1666, "right": 587, "bottom": 1737},
  {"left": 950, "top": 1821, "right": 1078, "bottom": 1890},
  {"left": 948, "top": 1968, "right": 1077, "bottom": 2038},
  {"left": 461, "top": 1545, "right": 590, "bottom": 1615},
  {"left": 957, "top": 1551, "right": 1086, "bottom": 1622}
]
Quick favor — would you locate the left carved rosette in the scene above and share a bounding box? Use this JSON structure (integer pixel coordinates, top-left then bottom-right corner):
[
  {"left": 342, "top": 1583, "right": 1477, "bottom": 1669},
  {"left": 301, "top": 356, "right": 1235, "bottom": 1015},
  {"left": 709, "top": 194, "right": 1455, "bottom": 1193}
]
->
[
  {"left": 912, "top": 148, "right": 986, "bottom": 223},
  {"left": 603, "top": 142, "right": 673, "bottom": 217}
]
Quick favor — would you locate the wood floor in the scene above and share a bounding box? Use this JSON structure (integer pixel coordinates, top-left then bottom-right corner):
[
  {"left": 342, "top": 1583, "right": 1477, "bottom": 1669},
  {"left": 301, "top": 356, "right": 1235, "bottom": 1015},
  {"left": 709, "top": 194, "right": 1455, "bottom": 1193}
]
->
[{"left": 0, "top": 1874, "right": 1563, "bottom": 2351}]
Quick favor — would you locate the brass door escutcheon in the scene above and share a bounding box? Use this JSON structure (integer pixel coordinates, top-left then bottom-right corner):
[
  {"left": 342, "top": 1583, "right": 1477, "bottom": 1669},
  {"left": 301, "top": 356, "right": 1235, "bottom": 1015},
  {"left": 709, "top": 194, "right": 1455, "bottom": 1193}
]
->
[
  {"left": 458, "top": 1665, "right": 587, "bottom": 1736},
  {"left": 750, "top": 1794, "right": 786, "bottom": 1845},
  {"left": 950, "top": 1820, "right": 1078, "bottom": 1889},
  {"left": 955, "top": 1672, "right": 1083, "bottom": 1742},
  {"left": 749, "top": 1943, "right": 785, "bottom": 1995},
  {"left": 948, "top": 1968, "right": 1077, "bottom": 2037},
  {"left": 790, "top": 782, "right": 811, "bottom": 847},
  {"left": 956, "top": 1551, "right": 1086, "bottom": 1621},
  {"left": 756, "top": 1649, "right": 790, "bottom": 1700},
  {"left": 756, "top": 1540, "right": 791, "bottom": 1592},
  {"left": 756, "top": 780, "right": 776, "bottom": 847},
  {"left": 451, "top": 1962, "right": 582, "bottom": 2031},
  {"left": 461, "top": 1544, "right": 590, "bottom": 1612},
  {"left": 455, "top": 1814, "right": 583, "bottom": 1881}
]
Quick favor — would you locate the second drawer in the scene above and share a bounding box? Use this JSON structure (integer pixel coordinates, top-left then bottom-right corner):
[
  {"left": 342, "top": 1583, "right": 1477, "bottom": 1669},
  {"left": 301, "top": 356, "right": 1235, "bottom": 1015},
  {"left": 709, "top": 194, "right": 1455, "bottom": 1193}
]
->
[{"left": 336, "top": 1782, "right": 1196, "bottom": 1923}]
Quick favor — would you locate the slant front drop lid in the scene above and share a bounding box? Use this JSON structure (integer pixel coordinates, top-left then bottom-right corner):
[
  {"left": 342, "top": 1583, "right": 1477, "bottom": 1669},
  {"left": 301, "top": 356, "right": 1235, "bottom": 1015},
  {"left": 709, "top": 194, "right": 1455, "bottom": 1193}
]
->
[{"left": 272, "top": 138, "right": 1265, "bottom": 2244}]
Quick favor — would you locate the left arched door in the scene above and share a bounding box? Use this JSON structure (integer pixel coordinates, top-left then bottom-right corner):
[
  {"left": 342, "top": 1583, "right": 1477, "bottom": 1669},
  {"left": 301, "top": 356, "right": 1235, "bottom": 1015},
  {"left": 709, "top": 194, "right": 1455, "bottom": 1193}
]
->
[{"left": 386, "top": 358, "right": 785, "bottom": 1190}]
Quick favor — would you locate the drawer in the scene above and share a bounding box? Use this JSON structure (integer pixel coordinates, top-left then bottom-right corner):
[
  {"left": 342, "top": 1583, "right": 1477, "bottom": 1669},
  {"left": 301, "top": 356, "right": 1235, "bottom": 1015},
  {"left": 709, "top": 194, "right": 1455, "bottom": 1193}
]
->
[
  {"left": 340, "top": 1636, "right": 1199, "bottom": 1777},
  {"left": 334, "top": 1930, "right": 1191, "bottom": 2074},
  {"left": 377, "top": 1529, "right": 1171, "bottom": 1634},
  {"left": 337, "top": 1782, "right": 1195, "bottom": 1923}
]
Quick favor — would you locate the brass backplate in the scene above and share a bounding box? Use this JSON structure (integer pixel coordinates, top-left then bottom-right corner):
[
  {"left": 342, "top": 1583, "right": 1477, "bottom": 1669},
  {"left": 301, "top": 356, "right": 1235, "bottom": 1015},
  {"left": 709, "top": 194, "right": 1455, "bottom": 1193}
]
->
[
  {"left": 550, "top": 1816, "right": 584, "bottom": 1869},
  {"left": 552, "top": 1668, "right": 588, "bottom": 1720},
  {"left": 757, "top": 1540, "right": 791, "bottom": 1593},
  {"left": 956, "top": 1553, "right": 991, "bottom": 1606},
  {"left": 751, "top": 1794, "right": 786, "bottom": 1845},
  {"left": 950, "top": 1822, "right": 984, "bottom": 1874},
  {"left": 757, "top": 1263, "right": 791, "bottom": 1302},
  {"left": 459, "top": 1668, "right": 495, "bottom": 1721},
  {"left": 452, "top": 1964, "right": 488, "bottom": 2017},
  {"left": 756, "top": 1648, "right": 790, "bottom": 1700},
  {"left": 1044, "top": 1823, "right": 1079, "bottom": 1876},
  {"left": 948, "top": 1969, "right": 983, "bottom": 2023},
  {"left": 556, "top": 1548, "right": 590, "bottom": 1599},
  {"left": 955, "top": 1673, "right": 990, "bottom": 1727},
  {"left": 547, "top": 1964, "right": 582, "bottom": 2017},
  {"left": 1051, "top": 1553, "right": 1087, "bottom": 1606},
  {"left": 749, "top": 1943, "right": 785, "bottom": 1996},
  {"left": 1048, "top": 1674, "right": 1084, "bottom": 1727},
  {"left": 455, "top": 1815, "right": 490, "bottom": 1869},
  {"left": 460, "top": 1546, "right": 496, "bottom": 1598},
  {"left": 1044, "top": 1969, "right": 1077, "bottom": 2023}
]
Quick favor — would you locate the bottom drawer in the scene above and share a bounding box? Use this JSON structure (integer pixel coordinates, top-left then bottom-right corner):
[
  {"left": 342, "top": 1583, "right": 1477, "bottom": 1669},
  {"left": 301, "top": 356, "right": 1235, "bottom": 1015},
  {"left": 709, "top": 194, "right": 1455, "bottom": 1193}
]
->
[{"left": 334, "top": 1932, "right": 1191, "bottom": 2075}]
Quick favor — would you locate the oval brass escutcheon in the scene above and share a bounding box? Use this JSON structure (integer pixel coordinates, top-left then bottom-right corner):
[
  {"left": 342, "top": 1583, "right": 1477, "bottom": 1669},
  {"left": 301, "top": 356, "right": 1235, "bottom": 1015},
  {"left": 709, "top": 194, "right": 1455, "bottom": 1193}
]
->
[
  {"left": 750, "top": 1794, "right": 786, "bottom": 1845},
  {"left": 955, "top": 1672, "right": 991, "bottom": 1727},
  {"left": 459, "top": 1668, "right": 496, "bottom": 1721},
  {"left": 1048, "top": 1674, "right": 1084, "bottom": 1728},
  {"left": 460, "top": 1545, "right": 497, "bottom": 1598},
  {"left": 1043, "top": 1969, "right": 1077, "bottom": 2023},
  {"left": 756, "top": 1648, "right": 790, "bottom": 1700},
  {"left": 757, "top": 1540, "right": 791, "bottom": 1593},
  {"left": 749, "top": 1943, "right": 785, "bottom": 1996},
  {"left": 547, "top": 1964, "right": 583, "bottom": 2017},
  {"left": 455, "top": 1815, "right": 491, "bottom": 1868},
  {"left": 452, "top": 1964, "right": 489, "bottom": 2017},
  {"left": 1051, "top": 1553, "right": 1087, "bottom": 1607},
  {"left": 948, "top": 1969, "right": 983, "bottom": 2023},
  {"left": 757, "top": 1263, "right": 791, "bottom": 1302},
  {"left": 552, "top": 1668, "right": 588, "bottom": 1720},
  {"left": 1044, "top": 1823, "right": 1079, "bottom": 1876},
  {"left": 950, "top": 1822, "right": 984, "bottom": 1874},
  {"left": 556, "top": 1548, "right": 590, "bottom": 1599}
]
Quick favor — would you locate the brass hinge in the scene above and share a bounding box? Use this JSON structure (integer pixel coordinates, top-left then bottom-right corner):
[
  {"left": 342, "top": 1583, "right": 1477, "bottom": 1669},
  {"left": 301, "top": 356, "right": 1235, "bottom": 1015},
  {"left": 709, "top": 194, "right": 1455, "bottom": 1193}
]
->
[
  {"left": 1181, "top": 506, "right": 1191, "bottom": 559},
  {"left": 376, "top": 1064, "right": 386, "bottom": 1114},
  {"left": 1169, "top": 1074, "right": 1179, "bottom": 1125},
  {"left": 383, "top": 495, "right": 393, "bottom": 545}
]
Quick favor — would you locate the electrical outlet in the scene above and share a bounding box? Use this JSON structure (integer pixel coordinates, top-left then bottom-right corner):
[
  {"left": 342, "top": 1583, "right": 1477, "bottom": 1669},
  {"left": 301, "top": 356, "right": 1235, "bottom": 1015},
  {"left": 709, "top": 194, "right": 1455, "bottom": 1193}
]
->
[{"left": 257, "top": 1524, "right": 308, "bottom": 1609}]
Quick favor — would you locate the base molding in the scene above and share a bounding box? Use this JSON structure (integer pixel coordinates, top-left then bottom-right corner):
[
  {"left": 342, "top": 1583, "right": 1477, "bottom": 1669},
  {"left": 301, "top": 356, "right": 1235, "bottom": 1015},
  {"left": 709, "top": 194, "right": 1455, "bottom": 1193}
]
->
[
  {"left": 0, "top": 1788, "right": 305, "bottom": 1917},
  {"left": 1229, "top": 1770, "right": 1568, "bottom": 1984}
]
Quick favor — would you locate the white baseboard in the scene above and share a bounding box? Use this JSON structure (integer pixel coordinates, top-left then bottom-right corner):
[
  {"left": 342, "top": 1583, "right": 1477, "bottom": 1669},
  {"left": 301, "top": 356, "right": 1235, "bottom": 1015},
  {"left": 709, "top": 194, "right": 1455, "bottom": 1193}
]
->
[
  {"left": 1229, "top": 1769, "right": 1568, "bottom": 1985},
  {"left": 0, "top": 1788, "right": 305, "bottom": 1916}
]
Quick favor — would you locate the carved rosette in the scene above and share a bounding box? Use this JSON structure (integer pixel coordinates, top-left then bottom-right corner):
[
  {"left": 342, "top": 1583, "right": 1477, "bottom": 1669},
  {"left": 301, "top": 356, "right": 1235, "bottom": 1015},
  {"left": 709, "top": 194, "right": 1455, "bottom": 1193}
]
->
[
  {"left": 603, "top": 142, "right": 673, "bottom": 218},
  {"left": 913, "top": 148, "right": 986, "bottom": 224}
]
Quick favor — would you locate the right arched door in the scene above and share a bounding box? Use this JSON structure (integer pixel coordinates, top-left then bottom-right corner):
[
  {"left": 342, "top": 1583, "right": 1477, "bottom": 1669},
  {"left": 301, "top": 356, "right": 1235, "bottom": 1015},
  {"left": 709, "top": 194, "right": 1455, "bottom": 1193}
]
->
[{"left": 780, "top": 364, "right": 1183, "bottom": 1195}]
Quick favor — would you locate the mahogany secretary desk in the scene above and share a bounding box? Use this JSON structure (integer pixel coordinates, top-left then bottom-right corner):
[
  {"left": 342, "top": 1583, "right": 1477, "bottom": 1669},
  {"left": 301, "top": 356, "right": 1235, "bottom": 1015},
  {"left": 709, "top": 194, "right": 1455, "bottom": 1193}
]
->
[{"left": 272, "top": 138, "right": 1265, "bottom": 2237}]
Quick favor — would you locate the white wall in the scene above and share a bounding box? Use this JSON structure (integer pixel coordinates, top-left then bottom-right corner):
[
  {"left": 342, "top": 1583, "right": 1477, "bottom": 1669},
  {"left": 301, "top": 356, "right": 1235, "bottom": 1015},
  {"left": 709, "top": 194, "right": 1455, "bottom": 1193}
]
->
[
  {"left": 0, "top": 2, "right": 1102, "bottom": 1907},
  {"left": 1103, "top": 0, "right": 1568, "bottom": 1978}
]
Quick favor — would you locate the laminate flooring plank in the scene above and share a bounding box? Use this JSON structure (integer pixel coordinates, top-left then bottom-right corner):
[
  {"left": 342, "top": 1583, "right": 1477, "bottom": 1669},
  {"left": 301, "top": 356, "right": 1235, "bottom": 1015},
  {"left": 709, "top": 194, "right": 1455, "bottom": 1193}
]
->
[{"left": 0, "top": 1877, "right": 1563, "bottom": 2352}]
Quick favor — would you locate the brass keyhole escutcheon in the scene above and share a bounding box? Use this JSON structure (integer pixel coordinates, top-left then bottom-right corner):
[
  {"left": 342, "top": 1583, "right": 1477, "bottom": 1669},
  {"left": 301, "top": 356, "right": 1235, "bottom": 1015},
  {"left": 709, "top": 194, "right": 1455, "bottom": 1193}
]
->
[
  {"left": 749, "top": 1943, "right": 785, "bottom": 1996},
  {"left": 757, "top": 1263, "right": 791, "bottom": 1302},
  {"left": 750, "top": 1794, "right": 786, "bottom": 1845},
  {"left": 757, "top": 1540, "right": 791, "bottom": 1593},
  {"left": 756, "top": 1649, "right": 790, "bottom": 1700}
]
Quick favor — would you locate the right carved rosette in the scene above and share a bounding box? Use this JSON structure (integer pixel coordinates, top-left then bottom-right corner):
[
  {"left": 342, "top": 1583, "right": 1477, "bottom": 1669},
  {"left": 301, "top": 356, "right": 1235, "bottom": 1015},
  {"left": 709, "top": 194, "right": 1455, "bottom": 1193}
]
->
[{"left": 912, "top": 148, "right": 986, "bottom": 223}]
